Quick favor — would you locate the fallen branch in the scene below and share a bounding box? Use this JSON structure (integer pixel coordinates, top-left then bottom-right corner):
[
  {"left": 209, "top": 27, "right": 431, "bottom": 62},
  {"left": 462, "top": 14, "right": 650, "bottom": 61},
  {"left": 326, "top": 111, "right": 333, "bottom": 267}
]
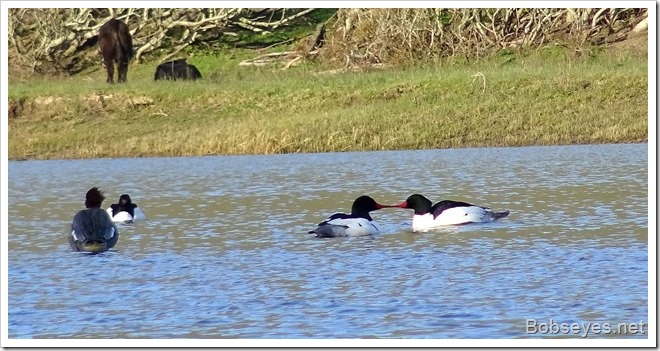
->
[
  {"left": 238, "top": 51, "right": 301, "bottom": 66},
  {"left": 471, "top": 72, "right": 486, "bottom": 94},
  {"left": 8, "top": 8, "right": 319, "bottom": 72}
]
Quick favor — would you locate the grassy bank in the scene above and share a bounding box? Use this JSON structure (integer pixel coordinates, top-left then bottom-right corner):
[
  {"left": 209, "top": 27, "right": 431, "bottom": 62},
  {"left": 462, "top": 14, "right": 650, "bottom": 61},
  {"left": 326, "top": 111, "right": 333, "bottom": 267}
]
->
[{"left": 8, "top": 43, "right": 648, "bottom": 160}]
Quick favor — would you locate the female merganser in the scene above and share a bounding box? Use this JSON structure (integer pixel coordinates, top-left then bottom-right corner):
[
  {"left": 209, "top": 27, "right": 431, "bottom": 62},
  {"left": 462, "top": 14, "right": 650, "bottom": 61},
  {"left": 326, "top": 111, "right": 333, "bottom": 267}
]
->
[
  {"left": 69, "top": 187, "right": 119, "bottom": 253},
  {"left": 106, "top": 194, "right": 146, "bottom": 223},
  {"left": 309, "top": 195, "right": 397, "bottom": 238},
  {"left": 397, "top": 194, "right": 509, "bottom": 232}
]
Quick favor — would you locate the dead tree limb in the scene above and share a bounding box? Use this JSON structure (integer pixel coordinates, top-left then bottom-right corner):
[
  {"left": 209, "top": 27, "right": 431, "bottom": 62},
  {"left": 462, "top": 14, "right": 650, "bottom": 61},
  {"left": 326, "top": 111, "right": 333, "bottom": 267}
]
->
[{"left": 8, "top": 8, "right": 319, "bottom": 73}]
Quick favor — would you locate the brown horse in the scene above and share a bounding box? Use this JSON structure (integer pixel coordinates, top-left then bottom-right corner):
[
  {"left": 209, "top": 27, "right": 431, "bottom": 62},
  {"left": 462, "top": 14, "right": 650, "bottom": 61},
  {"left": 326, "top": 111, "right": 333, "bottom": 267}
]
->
[{"left": 98, "top": 19, "right": 133, "bottom": 84}]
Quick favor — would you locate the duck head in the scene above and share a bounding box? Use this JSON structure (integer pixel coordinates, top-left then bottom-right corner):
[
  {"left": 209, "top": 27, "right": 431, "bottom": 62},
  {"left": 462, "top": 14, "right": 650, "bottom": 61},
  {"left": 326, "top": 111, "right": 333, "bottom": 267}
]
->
[{"left": 84, "top": 187, "right": 105, "bottom": 208}]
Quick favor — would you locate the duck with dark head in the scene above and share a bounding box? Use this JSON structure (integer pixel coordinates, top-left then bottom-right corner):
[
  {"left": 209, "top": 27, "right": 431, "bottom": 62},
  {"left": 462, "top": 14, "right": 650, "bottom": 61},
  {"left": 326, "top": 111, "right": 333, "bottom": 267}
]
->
[
  {"left": 308, "top": 195, "right": 398, "bottom": 238},
  {"left": 69, "top": 187, "right": 119, "bottom": 253},
  {"left": 106, "top": 193, "right": 146, "bottom": 223},
  {"left": 397, "top": 194, "right": 510, "bottom": 232}
]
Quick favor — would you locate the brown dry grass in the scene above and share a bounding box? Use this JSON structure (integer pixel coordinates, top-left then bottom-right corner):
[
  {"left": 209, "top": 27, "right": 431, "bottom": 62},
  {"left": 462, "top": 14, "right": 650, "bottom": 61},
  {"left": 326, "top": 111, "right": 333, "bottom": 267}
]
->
[
  {"left": 317, "top": 8, "right": 647, "bottom": 67},
  {"left": 8, "top": 45, "right": 648, "bottom": 160}
]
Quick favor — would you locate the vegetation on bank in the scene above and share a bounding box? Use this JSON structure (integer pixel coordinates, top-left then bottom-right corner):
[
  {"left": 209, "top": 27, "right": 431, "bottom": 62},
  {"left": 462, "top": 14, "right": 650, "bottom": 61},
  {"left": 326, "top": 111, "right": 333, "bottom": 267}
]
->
[
  {"left": 8, "top": 8, "right": 647, "bottom": 75},
  {"left": 7, "top": 8, "right": 649, "bottom": 160},
  {"left": 8, "top": 39, "right": 648, "bottom": 160}
]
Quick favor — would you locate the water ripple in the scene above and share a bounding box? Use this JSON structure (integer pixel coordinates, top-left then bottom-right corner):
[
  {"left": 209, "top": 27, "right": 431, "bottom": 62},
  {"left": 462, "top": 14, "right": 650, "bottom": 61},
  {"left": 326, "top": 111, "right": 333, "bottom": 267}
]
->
[{"left": 8, "top": 144, "right": 648, "bottom": 339}]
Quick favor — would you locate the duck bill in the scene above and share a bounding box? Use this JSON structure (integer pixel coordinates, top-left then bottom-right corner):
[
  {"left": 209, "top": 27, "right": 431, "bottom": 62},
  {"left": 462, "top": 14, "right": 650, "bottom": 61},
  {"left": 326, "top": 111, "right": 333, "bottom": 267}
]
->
[
  {"left": 375, "top": 203, "right": 404, "bottom": 210},
  {"left": 395, "top": 201, "right": 409, "bottom": 209}
]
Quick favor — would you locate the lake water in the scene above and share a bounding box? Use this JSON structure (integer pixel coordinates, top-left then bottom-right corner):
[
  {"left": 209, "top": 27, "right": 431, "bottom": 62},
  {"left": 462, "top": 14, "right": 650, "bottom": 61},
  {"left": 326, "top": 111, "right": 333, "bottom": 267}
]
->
[{"left": 7, "top": 144, "right": 649, "bottom": 340}]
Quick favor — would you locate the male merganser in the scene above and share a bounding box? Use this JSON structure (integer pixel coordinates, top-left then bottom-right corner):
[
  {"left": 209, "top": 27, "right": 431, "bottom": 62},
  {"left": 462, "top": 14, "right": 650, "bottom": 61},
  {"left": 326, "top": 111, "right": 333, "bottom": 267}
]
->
[
  {"left": 106, "top": 194, "right": 146, "bottom": 223},
  {"left": 69, "top": 187, "right": 119, "bottom": 252},
  {"left": 309, "top": 195, "right": 397, "bottom": 238},
  {"left": 397, "top": 194, "right": 509, "bottom": 232}
]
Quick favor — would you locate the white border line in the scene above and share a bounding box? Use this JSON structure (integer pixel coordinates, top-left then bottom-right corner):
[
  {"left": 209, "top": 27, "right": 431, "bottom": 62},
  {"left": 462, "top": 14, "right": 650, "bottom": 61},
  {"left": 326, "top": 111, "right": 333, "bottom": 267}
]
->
[
  {"left": 2, "top": 1, "right": 656, "bottom": 348},
  {"left": 646, "top": 1, "right": 657, "bottom": 348},
  {"left": 1, "top": 1, "right": 9, "bottom": 349}
]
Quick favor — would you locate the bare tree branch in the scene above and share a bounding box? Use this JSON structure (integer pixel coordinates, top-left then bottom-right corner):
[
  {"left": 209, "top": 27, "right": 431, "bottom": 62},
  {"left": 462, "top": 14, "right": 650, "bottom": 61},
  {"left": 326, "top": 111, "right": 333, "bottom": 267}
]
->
[{"left": 8, "top": 8, "right": 317, "bottom": 73}]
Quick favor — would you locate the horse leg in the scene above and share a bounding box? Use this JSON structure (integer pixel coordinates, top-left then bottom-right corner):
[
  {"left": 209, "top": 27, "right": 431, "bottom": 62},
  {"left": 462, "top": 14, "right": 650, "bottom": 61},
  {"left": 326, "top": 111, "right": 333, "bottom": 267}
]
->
[
  {"left": 104, "top": 57, "right": 115, "bottom": 84},
  {"left": 117, "top": 60, "right": 128, "bottom": 83}
]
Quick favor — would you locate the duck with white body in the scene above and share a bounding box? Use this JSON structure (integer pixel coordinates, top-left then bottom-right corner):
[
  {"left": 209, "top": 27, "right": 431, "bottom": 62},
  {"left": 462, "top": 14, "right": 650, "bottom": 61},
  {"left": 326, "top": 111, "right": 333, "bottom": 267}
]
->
[
  {"left": 397, "top": 194, "right": 510, "bottom": 232},
  {"left": 309, "top": 195, "right": 398, "bottom": 238},
  {"left": 107, "top": 194, "right": 146, "bottom": 223}
]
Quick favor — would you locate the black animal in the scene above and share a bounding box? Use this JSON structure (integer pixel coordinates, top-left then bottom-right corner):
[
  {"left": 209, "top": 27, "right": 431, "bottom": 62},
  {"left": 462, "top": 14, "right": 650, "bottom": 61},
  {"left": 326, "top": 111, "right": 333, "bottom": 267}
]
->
[
  {"left": 98, "top": 18, "right": 133, "bottom": 84},
  {"left": 154, "top": 59, "right": 202, "bottom": 81}
]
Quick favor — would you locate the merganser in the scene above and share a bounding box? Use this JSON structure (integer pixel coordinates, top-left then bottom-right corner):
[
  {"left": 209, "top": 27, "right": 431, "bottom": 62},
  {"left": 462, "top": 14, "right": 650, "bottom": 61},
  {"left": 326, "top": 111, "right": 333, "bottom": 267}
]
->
[
  {"left": 397, "top": 194, "right": 509, "bottom": 232},
  {"left": 106, "top": 194, "right": 146, "bottom": 223},
  {"left": 69, "top": 187, "right": 119, "bottom": 253},
  {"left": 309, "top": 195, "right": 397, "bottom": 238}
]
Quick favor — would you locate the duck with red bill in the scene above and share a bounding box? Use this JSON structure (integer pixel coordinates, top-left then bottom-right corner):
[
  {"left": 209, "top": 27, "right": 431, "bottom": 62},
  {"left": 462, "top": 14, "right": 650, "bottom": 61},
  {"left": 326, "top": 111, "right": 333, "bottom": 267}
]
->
[
  {"left": 309, "top": 195, "right": 399, "bottom": 238},
  {"left": 397, "top": 194, "right": 510, "bottom": 232}
]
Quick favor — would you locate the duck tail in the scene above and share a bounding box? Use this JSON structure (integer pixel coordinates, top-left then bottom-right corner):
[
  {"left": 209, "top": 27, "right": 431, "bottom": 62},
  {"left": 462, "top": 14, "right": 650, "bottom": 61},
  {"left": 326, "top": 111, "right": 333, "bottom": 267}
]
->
[{"left": 491, "top": 210, "right": 510, "bottom": 221}]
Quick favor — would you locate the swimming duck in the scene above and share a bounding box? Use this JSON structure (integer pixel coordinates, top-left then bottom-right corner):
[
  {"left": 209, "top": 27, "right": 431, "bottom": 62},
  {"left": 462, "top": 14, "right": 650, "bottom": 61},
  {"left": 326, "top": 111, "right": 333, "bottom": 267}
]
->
[
  {"left": 69, "top": 187, "right": 119, "bottom": 252},
  {"left": 397, "top": 194, "right": 509, "bottom": 231},
  {"left": 309, "top": 195, "right": 397, "bottom": 238},
  {"left": 106, "top": 194, "right": 146, "bottom": 223}
]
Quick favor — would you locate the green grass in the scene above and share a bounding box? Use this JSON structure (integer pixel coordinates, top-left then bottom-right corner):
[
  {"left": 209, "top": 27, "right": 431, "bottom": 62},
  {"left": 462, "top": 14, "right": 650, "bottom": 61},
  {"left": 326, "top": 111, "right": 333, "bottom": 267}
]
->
[
  {"left": 180, "top": 9, "right": 337, "bottom": 54},
  {"left": 8, "top": 47, "right": 648, "bottom": 160}
]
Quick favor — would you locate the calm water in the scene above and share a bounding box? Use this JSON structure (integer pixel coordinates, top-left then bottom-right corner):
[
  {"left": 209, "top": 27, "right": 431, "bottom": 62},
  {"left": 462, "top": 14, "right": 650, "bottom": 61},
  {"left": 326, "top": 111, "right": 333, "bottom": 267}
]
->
[{"left": 8, "top": 144, "right": 648, "bottom": 339}]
